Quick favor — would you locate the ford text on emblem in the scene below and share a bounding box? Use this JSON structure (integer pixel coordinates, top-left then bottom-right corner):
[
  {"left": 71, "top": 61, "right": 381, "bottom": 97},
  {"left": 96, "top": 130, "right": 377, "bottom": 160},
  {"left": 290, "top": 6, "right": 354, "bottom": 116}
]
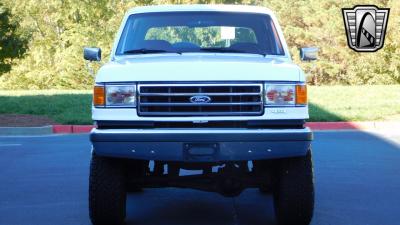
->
[
  {"left": 342, "top": 5, "right": 390, "bottom": 52},
  {"left": 190, "top": 95, "right": 212, "bottom": 103}
]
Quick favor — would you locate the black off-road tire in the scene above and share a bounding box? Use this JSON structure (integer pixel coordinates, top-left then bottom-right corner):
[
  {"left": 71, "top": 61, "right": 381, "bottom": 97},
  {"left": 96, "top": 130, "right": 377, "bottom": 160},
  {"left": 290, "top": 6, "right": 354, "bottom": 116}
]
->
[
  {"left": 89, "top": 154, "right": 127, "bottom": 225},
  {"left": 273, "top": 149, "right": 314, "bottom": 225}
]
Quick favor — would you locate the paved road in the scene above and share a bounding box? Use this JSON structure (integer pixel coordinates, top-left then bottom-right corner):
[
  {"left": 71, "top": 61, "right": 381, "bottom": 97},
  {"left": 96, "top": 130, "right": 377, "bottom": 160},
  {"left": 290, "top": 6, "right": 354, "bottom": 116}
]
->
[{"left": 0, "top": 131, "right": 399, "bottom": 225}]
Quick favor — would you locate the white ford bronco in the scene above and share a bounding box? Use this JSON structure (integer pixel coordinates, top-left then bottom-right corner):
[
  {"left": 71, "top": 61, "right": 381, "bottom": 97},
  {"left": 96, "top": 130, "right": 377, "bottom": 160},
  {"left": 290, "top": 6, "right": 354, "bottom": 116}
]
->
[{"left": 84, "top": 5, "right": 317, "bottom": 225}]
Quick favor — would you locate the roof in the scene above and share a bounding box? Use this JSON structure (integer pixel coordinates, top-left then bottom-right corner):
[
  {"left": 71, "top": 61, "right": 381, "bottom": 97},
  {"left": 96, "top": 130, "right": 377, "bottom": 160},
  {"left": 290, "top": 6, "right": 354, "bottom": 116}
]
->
[{"left": 128, "top": 4, "right": 274, "bottom": 15}]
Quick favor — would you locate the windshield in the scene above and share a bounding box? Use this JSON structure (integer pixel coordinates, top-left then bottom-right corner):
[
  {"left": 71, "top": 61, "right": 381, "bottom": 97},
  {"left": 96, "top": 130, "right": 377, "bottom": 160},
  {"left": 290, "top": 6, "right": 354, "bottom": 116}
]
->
[{"left": 116, "top": 12, "right": 285, "bottom": 56}]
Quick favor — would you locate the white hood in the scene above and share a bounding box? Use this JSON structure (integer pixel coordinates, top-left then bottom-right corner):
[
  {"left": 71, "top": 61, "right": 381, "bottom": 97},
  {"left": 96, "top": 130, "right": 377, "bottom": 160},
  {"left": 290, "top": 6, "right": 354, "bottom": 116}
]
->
[{"left": 95, "top": 54, "right": 303, "bottom": 83}]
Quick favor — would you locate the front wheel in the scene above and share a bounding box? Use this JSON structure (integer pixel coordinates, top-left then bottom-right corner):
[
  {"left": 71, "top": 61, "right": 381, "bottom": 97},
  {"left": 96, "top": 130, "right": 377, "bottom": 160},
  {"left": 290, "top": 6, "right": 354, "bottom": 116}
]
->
[
  {"left": 273, "top": 149, "right": 314, "bottom": 225},
  {"left": 89, "top": 154, "right": 127, "bottom": 225}
]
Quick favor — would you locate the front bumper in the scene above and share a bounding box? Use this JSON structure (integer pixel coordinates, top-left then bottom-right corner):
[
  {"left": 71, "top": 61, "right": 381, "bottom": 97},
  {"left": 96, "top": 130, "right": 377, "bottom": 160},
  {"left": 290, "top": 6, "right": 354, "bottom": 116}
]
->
[{"left": 90, "top": 128, "right": 313, "bottom": 162}]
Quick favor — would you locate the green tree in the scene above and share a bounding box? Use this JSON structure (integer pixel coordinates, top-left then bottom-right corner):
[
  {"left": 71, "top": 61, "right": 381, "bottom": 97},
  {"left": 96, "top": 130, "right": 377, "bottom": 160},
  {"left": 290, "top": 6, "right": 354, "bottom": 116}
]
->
[{"left": 0, "top": 3, "right": 27, "bottom": 75}]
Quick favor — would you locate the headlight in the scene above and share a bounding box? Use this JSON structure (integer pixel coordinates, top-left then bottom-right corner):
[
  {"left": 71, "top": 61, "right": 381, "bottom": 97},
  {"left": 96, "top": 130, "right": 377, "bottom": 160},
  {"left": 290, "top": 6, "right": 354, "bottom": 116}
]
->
[
  {"left": 93, "top": 84, "right": 137, "bottom": 107},
  {"left": 106, "top": 85, "right": 136, "bottom": 107},
  {"left": 264, "top": 84, "right": 307, "bottom": 106}
]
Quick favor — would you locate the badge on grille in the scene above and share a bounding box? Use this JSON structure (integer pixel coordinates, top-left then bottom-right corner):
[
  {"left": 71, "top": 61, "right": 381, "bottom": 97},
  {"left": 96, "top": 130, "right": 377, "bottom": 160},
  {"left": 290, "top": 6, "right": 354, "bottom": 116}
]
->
[
  {"left": 342, "top": 5, "right": 390, "bottom": 52},
  {"left": 190, "top": 95, "right": 212, "bottom": 103}
]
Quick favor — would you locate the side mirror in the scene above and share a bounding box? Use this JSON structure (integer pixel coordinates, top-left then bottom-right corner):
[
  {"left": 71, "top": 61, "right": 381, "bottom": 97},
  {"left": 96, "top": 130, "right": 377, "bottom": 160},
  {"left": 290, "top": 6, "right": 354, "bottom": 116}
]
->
[
  {"left": 300, "top": 47, "right": 318, "bottom": 61},
  {"left": 84, "top": 47, "right": 101, "bottom": 61}
]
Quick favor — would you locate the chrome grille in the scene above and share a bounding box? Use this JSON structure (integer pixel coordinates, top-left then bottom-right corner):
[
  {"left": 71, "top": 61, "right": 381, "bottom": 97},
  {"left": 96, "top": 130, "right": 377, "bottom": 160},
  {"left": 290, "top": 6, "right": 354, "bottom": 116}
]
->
[{"left": 138, "top": 83, "right": 263, "bottom": 116}]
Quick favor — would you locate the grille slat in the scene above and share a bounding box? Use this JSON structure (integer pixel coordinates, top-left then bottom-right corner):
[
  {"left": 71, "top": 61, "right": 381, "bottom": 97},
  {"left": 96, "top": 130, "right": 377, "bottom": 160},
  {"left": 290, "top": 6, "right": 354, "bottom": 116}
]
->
[
  {"left": 140, "top": 102, "right": 262, "bottom": 106},
  {"left": 139, "top": 92, "right": 261, "bottom": 96},
  {"left": 138, "top": 83, "right": 263, "bottom": 117}
]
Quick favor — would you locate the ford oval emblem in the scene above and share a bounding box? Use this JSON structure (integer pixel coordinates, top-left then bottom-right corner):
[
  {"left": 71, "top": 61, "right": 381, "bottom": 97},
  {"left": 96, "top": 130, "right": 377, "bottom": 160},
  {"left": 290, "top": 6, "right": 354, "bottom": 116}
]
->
[{"left": 190, "top": 95, "right": 212, "bottom": 103}]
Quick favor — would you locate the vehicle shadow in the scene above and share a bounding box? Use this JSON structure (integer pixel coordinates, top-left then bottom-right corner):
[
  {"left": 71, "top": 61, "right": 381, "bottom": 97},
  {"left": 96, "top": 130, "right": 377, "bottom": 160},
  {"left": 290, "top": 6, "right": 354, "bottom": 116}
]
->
[
  {"left": 122, "top": 128, "right": 400, "bottom": 225},
  {"left": 121, "top": 103, "right": 343, "bottom": 225},
  {"left": 308, "top": 103, "right": 343, "bottom": 121},
  {"left": 125, "top": 188, "right": 276, "bottom": 225}
]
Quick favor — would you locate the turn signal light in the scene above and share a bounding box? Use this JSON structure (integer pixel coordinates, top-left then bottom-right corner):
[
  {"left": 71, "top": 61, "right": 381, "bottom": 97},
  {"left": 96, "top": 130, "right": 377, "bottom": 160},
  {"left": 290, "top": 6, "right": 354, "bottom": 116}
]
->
[
  {"left": 296, "top": 85, "right": 307, "bottom": 105},
  {"left": 93, "top": 85, "right": 105, "bottom": 106}
]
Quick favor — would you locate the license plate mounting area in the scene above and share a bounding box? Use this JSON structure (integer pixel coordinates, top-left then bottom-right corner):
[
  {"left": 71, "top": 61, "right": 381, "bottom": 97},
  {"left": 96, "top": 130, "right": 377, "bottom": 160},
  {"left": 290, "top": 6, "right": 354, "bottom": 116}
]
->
[{"left": 183, "top": 143, "right": 219, "bottom": 161}]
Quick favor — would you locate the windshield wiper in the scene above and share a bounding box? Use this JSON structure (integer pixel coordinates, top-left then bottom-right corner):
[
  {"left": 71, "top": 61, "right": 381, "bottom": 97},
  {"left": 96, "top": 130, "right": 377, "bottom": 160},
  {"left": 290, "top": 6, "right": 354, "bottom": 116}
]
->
[
  {"left": 200, "top": 47, "right": 243, "bottom": 53},
  {"left": 199, "top": 47, "right": 266, "bottom": 56},
  {"left": 124, "top": 48, "right": 181, "bottom": 55}
]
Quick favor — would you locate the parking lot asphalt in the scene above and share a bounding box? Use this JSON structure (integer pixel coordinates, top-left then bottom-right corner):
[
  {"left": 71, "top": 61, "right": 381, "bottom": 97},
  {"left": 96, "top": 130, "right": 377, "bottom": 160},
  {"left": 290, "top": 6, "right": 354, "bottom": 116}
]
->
[{"left": 0, "top": 131, "right": 399, "bottom": 225}]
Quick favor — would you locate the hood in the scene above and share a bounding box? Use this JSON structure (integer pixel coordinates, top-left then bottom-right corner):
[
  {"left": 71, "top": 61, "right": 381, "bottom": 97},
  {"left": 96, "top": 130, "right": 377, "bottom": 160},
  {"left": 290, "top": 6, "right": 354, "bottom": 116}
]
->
[{"left": 95, "top": 54, "right": 303, "bottom": 83}]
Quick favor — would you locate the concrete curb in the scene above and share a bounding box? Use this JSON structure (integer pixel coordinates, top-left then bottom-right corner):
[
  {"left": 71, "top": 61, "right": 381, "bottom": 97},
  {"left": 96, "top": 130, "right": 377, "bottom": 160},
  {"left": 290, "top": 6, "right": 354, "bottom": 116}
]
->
[
  {"left": 0, "top": 125, "right": 53, "bottom": 136},
  {"left": 0, "top": 122, "right": 398, "bottom": 135},
  {"left": 307, "top": 121, "right": 400, "bottom": 130}
]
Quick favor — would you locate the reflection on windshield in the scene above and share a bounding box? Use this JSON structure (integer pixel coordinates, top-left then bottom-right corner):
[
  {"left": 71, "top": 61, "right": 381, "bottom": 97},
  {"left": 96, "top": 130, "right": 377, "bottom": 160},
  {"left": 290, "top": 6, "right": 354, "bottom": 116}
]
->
[{"left": 116, "top": 12, "right": 284, "bottom": 56}]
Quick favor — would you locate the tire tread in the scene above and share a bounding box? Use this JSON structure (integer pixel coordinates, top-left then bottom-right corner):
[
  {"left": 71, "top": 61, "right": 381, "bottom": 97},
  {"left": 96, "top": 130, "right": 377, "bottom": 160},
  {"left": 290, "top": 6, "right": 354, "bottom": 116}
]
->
[
  {"left": 89, "top": 154, "right": 126, "bottom": 225},
  {"left": 274, "top": 150, "right": 314, "bottom": 225}
]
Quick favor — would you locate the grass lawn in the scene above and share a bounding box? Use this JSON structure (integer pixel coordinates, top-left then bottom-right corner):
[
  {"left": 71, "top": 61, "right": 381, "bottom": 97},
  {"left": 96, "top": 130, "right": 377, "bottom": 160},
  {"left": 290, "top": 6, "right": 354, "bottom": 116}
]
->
[
  {"left": 0, "top": 90, "right": 92, "bottom": 125},
  {"left": 308, "top": 85, "right": 400, "bottom": 122},
  {"left": 0, "top": 85, "right": 399, "bottom": 125}
]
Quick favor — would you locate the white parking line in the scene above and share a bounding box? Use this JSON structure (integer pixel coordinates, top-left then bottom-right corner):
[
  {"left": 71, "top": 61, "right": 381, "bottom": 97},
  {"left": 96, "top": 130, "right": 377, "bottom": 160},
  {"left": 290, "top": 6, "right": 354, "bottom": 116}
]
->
[
  {"left": 0, "top": 134, "right": 67, "bottom": 138},
  {"left": 0, "top": 144, "right": 22, "bottom": 147}
]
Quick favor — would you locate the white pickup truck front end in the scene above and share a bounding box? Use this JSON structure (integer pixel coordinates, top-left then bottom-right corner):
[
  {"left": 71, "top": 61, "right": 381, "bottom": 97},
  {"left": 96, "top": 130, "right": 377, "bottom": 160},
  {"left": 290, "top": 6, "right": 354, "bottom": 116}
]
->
[
  {"left": 85, "top": 5, "right": 317, "bottom": 225},
  {"left": 91, "top": 79, "right": 312, "bottom": 161}
]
